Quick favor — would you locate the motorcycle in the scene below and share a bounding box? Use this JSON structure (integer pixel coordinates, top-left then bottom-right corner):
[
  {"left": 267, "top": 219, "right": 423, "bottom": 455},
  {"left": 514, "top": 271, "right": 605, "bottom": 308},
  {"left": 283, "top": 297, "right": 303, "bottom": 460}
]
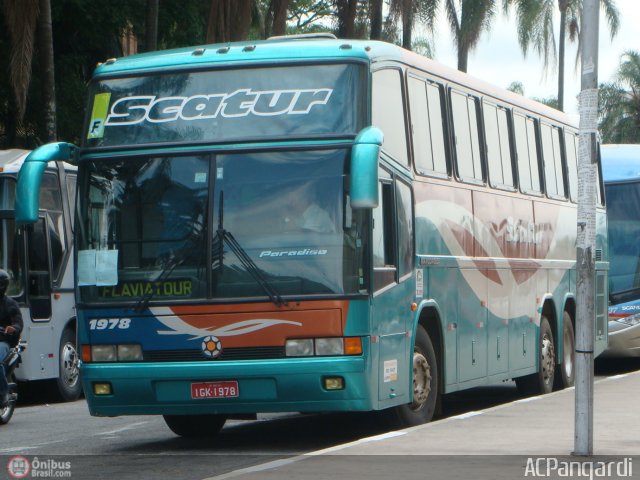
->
[{"left": 0, "top": 328, "right": 26, "bottom": 425}]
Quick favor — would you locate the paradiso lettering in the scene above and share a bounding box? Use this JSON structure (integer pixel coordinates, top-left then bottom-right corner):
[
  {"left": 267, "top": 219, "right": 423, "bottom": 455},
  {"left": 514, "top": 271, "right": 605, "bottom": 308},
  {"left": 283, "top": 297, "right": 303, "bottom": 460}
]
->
[
  {"left": 104, "top": 88, "right": 334, "bottom": 126},
  {"left": 100, "top": 279, "right": 193, "bottom": 298}
]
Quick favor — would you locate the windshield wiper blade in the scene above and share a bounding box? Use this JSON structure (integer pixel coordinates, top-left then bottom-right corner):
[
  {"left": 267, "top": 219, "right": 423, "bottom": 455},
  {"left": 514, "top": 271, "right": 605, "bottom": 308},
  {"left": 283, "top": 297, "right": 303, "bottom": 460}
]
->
[
  {"left": 133, "top": 254, "right": 183, "bottom": 312},
  {"left": 216, "top": 191, "right": 286, "bottom": 307}
]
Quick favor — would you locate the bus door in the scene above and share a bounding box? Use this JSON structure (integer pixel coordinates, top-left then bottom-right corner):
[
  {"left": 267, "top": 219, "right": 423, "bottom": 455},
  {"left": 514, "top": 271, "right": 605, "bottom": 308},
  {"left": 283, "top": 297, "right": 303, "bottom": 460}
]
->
[
  {"left": 371, "top": 171, "right": 415, "bottom": 405},
  {"left": 26, "top": 216, "right": 53, "bottom": 320}
]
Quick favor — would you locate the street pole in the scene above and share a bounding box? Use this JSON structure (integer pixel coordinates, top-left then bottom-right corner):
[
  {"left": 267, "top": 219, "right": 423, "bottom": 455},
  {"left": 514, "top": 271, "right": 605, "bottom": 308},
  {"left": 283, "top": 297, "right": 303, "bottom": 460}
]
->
[{"left": 574, "top": 0, "right": 599, "bottom": 457}]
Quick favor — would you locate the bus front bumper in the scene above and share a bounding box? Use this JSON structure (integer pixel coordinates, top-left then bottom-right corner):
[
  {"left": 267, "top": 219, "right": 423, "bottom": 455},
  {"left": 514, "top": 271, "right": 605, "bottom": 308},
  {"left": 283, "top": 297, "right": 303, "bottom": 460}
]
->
[{"left": 81, "top": 356, "right": 372, "bottom": 417}]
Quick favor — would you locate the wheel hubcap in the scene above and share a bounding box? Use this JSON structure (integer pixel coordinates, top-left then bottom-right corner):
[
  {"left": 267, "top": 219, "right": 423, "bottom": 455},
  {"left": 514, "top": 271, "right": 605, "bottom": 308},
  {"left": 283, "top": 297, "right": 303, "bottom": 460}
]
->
[
  {"left": 61, "top": 343, "right": 80, "bottom": 387},
  {"left": 541, "top": 334, "right": 555, "bottom": 385},
  {"left": 411, "top": 351, "right": 431, "bottom": 411}
]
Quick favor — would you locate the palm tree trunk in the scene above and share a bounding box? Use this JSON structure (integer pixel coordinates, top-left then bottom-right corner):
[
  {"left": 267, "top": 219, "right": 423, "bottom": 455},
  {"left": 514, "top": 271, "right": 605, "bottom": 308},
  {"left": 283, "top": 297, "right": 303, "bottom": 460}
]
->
[
  {"left": 369, "top": 0, "right": 383, "bottom": 40},
  {"left": 336, "top": 0, "right": 358, "bottom": 38},
  {"left": 231, "top": 0, "right": 252, "bottom": 40},
  {"left": 401, "top": 1, "right": 414, "bottom": 50},
  {"left": 458, "top": 43, "right": 468, "bottom": 72},
  {"left": 37, "top": 0, "right": 56, "bottom": 142},
  {"left": 145, "top": 0, "right": 159, "bottom": 52},
  {"left": 269, "top": 0, "right": 289, "bottom": 36},
  {"left": 557, "top": 1, "right": 567, "bottom": 111}
]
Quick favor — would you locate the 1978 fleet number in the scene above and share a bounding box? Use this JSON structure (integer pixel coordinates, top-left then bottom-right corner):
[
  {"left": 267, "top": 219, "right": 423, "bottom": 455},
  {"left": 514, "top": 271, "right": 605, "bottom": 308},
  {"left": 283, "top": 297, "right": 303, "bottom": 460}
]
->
[{"left": 89, "top": 318, "right": 131, "bottom": 330}]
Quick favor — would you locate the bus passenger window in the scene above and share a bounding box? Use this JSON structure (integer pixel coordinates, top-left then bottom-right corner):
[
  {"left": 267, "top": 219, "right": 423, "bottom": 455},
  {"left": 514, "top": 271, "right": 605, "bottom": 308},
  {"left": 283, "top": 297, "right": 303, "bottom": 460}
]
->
[
  {"left": 540, "top": 123, "right": 566, "bottom": 198},
  {"left": 514, "top": 113, "right": 541, "bottom": 193},
  {"left": 484, "top": 102, "right": 514, "bottom": 188},
  {"left": 451, "top": 91, "right": 482, "bottom": 182},
  {"left": 372, "top": 69, "right": 409, "bottom": 166},
  {"left": 564, "top": 131, "right": 579, "bottom": 202},
  {"left": 408, "top": 77, "right": 447, "bottom": 175}
]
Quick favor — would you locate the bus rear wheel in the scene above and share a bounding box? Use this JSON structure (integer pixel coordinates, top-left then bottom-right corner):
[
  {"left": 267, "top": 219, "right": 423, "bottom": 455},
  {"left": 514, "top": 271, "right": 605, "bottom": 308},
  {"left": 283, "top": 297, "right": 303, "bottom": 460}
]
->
[
  {"left": 387, "top": 325, "right": 439, "bottom": 426},
  {"left": 516, "top": 316, "right": 555, "bottom": 395},
  {"left": 163, "top": 414, "right": 227, "bottom": 438},
  {"left": 556, "top": 312, "right": 575, "bottom": 389}
]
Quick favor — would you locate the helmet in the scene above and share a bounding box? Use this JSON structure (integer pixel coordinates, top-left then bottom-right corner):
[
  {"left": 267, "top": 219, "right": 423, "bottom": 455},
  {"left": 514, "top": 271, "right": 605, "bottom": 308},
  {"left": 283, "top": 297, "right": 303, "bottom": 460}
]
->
[{"left": 0, "top": 269, "right": 9, "bottom": 296}]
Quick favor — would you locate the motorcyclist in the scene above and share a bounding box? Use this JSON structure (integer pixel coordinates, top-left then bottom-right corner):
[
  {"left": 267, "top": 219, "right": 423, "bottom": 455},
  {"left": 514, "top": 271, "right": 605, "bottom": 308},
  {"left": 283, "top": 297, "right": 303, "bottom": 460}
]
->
[{"left": 0, "top": 269, "right": 23, "bottom": 407}]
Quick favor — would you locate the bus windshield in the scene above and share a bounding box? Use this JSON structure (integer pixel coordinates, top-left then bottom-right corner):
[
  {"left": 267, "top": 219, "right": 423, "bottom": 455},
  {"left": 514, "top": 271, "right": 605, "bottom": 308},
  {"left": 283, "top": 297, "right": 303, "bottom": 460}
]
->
[
  {"left": 77, "top": 149, "right": 368, "bottom": 304},
  {"left": 606, "top": 180, "right": 640, "bottom": 304},
  {"left": 84, "top": 63, "right": 364, "bottom": 148}
]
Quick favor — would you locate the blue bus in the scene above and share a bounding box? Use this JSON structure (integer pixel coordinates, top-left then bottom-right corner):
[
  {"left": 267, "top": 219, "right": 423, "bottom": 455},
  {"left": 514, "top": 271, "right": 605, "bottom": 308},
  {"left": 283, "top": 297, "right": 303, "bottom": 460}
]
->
[
  {"left": 601, "top": 144, "right": 640, "bottom": 357},
  {"left": 16, "top": 35, "right": 608, "bottom": 437}
]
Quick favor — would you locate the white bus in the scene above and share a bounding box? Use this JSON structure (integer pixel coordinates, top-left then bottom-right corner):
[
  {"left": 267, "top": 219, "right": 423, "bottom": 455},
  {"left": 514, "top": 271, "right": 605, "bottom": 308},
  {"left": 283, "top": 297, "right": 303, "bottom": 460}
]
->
[{"left": 0, "top": 149, "right": 81, "bottom": 400}]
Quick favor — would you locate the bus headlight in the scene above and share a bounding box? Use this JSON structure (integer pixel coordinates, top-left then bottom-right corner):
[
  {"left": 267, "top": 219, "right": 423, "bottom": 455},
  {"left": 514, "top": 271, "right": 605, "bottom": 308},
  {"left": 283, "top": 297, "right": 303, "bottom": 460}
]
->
[
  {"left": 90, "top": 344, "right": 143, "bottom": 362},
  {"left": 117, "top": 344, "right": 143, "bottom": 361},
  {"left": 91, "top": 345, "right": 117, "bottom": 362},
  {"left": 285, "top": 339, "right": 314, "bottom": 357},
  {"left": 315, "top": 338, "right": 344, "bottom": 356},
  {"left": 285, "top": 337, "right": 362, "bottom": 357}
]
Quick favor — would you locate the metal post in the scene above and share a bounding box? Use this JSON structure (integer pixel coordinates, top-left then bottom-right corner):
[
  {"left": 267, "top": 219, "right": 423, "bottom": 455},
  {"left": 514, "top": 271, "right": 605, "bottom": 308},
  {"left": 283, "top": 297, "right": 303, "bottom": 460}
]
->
[{"left": 574, "top": 0, "right": 599, "bottom": 457}]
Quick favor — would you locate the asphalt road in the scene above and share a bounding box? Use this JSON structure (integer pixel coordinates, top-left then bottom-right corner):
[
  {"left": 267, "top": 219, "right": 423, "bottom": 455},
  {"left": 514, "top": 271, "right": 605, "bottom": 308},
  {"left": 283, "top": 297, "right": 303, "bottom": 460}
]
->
[{"left": 1, "top": 357, "right": 637, "bottom": 480}]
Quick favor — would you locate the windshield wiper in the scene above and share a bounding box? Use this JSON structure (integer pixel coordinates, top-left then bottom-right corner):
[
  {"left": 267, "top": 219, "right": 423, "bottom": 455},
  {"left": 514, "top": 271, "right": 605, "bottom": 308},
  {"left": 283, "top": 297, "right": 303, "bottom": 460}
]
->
[
  {"left": 132, "top": 253, "right": 183, "bottom": 312},
  {"left": 215, "top": 191, "right": 287, "bottom": 307}
]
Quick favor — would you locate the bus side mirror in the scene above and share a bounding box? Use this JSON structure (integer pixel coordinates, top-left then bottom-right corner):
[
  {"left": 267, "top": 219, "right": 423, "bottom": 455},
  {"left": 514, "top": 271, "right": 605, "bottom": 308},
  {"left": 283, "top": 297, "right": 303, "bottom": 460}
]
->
[
  {"left": 16, "top": 142, "right": 77, "bottom": 225},
  {"left": 350, "top": 126, "right": 383, "bottom": 209}
]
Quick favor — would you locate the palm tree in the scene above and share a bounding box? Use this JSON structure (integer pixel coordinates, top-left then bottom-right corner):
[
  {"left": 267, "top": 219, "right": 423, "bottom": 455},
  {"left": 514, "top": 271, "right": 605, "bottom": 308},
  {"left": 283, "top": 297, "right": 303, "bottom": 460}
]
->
[
  {"left": 3, "top": 0, "right": 57, "bottom": 142},
  {"left": 266, "top": 0, "right": 290, "bottom": 37},
  {"left": 37, "top": 0, "right": 56, "bottom": 142},
  {"left": 206, "top": 0, "right": 253, "bottom": 43},
  {"left": 445, "top": 0, "right": 497, "bottom": 73},
  {"left": 599, "top": 51, "right": 640, "bottom": 144},
  {"left": 505, "top": 0, "right": 619, "bottom": 112},
  {"left": 336, "top": 0, "right": 359, "bottom": 38},
  {"left": 3, "top": 0, "right": 39, "bottom": 123},
  {"left": 390, "top": 0, "right": 440, "bottom": 50}
]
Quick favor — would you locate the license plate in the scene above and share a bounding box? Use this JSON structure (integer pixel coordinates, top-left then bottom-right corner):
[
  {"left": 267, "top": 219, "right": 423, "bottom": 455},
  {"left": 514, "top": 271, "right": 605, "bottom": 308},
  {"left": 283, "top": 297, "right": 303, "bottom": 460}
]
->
[{"left": 191, "top": 381, "right": 239, "bottom": 399}]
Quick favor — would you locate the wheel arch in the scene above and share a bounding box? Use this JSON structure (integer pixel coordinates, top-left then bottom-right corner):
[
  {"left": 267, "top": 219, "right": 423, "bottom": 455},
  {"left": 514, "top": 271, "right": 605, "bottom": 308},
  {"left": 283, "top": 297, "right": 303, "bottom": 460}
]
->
[{"left": 413, "top": 301, "right": 445, "bottom": 400}]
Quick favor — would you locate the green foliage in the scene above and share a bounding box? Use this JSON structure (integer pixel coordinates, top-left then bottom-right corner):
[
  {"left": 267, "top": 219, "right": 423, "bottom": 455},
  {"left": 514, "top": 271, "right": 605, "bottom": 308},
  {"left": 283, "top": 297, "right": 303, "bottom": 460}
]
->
[
  {"left": 599, "top": 51, "right": 640, "bottom": 144},
  {"left": 507, "top": 81, "right": 525, "bottom": 95}
]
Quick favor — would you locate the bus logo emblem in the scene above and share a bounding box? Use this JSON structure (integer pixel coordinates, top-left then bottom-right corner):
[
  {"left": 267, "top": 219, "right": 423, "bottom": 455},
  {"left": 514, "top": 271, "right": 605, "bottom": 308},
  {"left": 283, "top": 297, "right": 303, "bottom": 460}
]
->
[{"left": 201, "top": 336, "right": 223, "bottom": 359}]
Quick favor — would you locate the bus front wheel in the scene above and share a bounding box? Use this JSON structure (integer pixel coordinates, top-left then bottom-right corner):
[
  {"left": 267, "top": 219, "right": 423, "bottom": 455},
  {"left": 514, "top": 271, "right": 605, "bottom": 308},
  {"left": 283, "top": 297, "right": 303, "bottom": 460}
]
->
[
  {"left": 53, "top": 328, "right": 82, "bottom": 401},
  {"left": 387, "top": 325, "right": 439, "bottom": 426},
  {"left": 516, "top": 316, "right": 556, "bottom": 395},
  {"left": 163, "top": 414, "right": 227, "bottom": 438}
]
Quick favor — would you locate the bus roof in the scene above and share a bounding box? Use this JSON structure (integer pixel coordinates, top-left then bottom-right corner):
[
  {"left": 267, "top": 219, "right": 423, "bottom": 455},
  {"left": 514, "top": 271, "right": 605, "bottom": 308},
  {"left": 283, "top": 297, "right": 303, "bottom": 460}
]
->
[
  {"left": 601, "top": 144, "right": 640, "bottom": 183},
  {"left": 0, "top": 149, "right": 76, "bottom": 174},
  {"left": 92, "top": 37, "right": 572, "bottom": 127}
]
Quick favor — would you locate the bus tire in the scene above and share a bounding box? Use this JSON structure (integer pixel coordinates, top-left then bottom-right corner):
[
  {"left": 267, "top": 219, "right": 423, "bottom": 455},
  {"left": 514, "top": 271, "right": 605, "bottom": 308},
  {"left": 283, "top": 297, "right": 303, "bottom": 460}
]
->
[
  {"left": 163, "top": 414, "right": 227, "bottom": 438},
  {"left": 387, "top": 325, "right": 439, "bottom": 426},
  {"left": 556, "top": 312, "right": 575, "bottom": 389},
  {"left": 516, "top": 316, "right": 555, "bottom": 395},
  {"left": 54, "top": 328, "right": 82, "bottom": 401}
]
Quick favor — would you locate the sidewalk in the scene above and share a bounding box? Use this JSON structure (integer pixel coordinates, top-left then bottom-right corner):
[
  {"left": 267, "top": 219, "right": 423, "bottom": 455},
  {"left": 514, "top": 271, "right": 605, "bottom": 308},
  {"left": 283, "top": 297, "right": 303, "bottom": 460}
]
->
[{"left": 208, "top": 370, "right": 640, "bottom": 480}]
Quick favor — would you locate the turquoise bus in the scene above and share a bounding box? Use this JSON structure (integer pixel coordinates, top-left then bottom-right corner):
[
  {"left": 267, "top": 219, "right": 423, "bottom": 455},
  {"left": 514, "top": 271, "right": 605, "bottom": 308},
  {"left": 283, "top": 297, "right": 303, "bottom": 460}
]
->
[{"left": 16, "top": 35, "right": 608, "bottom": 437}]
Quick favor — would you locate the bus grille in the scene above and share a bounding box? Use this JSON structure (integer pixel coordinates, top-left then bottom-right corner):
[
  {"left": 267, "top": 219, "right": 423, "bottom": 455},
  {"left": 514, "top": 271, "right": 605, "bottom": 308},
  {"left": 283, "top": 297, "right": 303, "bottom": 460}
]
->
[{"left": 143, "top": 347, "right": 286, "bottom": 362}]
